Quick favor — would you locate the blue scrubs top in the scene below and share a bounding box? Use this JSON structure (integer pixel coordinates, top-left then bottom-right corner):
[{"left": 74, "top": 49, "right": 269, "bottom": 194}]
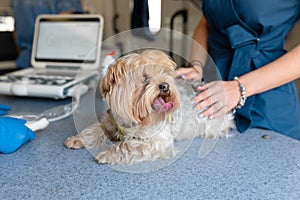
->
[
  {"left": 11, "top": 0, "right": 83, "bottom": 68},
  {"left": 203, "top": 0, "right": 300, "bottom": 139}
]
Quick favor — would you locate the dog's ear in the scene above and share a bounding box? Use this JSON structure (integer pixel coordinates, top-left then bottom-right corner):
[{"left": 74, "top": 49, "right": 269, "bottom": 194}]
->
[
  {"left": 99, "top": 60, "right": 127, "bottom": 97},
  {"left": 100, "top": 53, "right": 141, "bottom": 97}
]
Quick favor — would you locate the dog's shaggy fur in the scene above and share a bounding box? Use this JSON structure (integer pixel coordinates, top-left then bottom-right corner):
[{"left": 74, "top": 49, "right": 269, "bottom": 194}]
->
[{"left": 65, "top": 50, "right": 235, "bottom": 165}]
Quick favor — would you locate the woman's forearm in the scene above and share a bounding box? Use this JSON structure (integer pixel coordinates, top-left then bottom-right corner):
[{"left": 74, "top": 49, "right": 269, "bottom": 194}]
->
[
  {"left": 176, "top": 15, "right": 210, "bottom": 80},
  {"left": 193, "top": 15, "right": 209, "bottom": 50},
  {"left": 190, "top": 15, "right": 209, "bottom": 63},
  {"left": 239, "top": 44, "right": 300, "bottom": 97}
]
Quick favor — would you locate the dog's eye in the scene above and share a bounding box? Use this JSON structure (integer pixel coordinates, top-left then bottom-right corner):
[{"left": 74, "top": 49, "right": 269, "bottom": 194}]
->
[{"left": 142, "top": 74, "right": 149, "bottom": 83}]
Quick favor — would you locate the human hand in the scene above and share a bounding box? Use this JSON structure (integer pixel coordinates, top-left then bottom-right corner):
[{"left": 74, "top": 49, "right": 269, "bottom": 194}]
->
[
  {"left": 191, "top": 80, "right": 240, "bottom": 119},
  {"left": 0, "top": 104, "right": 11, "bottom": 116},
  {"left": 0, "top": 117, "right": 35, "bottom": 154},
  {"left": 175, "top": 65, "right": 203, "bottom": 81}
]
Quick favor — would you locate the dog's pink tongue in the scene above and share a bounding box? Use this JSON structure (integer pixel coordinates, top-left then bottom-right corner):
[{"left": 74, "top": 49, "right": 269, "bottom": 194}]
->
[{"left": 153, "top": 97, "right": 174, "bottom": 112}]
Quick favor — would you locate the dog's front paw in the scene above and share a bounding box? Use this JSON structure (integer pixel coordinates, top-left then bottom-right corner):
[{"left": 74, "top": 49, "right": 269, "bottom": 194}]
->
[
  {"left": 64, "top": 135, "right": 84, "bottom": 149},
  {"left": 95, "top": 152, "right": 111, "bottom": 164},
  {"left": 95, "top": 148, "right": 123, "bottom": 165}
]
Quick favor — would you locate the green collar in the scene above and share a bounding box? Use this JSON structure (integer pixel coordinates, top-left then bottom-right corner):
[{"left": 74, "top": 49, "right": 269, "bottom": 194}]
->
[
  {"left": 107, "top": 109, "right": 126, "bottom": 141},
  {"left": 107, "top": 110, "right": 174, "bottom": 142}
]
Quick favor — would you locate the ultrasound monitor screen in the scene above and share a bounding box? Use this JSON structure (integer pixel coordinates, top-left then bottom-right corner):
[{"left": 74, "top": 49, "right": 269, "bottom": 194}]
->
[{"left": 35, "top": 17, "right": 100, "bottom": 63}]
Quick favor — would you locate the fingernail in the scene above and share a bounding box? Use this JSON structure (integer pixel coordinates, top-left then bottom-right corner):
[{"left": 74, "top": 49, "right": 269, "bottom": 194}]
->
[
  {"left": 208, "top": 115, "right": 213, "bottom": 120},
  {"left": 198, "top": 114, "right": 205, "bottom": 119}
]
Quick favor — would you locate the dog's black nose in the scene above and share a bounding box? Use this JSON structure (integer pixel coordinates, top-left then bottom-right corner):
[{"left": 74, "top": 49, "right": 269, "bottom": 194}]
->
[{"left": 159, "top": 82, "right": 169, "bottom": 93}]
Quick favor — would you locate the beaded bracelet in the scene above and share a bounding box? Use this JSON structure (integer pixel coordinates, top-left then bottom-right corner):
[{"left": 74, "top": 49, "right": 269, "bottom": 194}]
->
[{"left": 233, "top": 76, "right": 247, "bottom": 113}]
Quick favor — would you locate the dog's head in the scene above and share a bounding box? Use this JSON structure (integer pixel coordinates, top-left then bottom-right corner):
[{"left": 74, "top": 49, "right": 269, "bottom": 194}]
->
[{"left": 100, "top": 50, "right": 180, "bottom": 127}]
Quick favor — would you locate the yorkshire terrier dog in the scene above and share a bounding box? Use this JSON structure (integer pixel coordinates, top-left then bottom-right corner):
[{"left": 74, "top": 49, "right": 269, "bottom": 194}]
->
[{"left": 64, "top": 50, "right": 235, "bottom": 165}]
